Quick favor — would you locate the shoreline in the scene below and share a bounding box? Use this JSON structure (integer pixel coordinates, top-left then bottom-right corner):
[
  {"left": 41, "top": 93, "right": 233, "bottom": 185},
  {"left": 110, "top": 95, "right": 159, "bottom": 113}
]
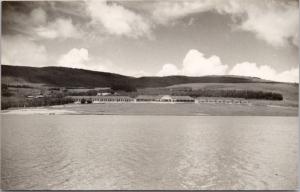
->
[
  {"left": 1, "top": 102, "right": 298, "bottom": 116},
  {"left": 1, "top": 107, "right": 78, "bottom": 115}
]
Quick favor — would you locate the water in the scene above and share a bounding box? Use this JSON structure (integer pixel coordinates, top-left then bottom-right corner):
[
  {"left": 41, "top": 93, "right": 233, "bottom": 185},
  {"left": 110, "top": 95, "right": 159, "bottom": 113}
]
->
[{"left": 1, "top": 115, "right": 298, "bottom": 190}]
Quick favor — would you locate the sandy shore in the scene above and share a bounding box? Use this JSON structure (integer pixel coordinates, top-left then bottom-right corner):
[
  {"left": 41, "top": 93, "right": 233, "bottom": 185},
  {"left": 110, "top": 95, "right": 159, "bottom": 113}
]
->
[{"left": 2, "top": 107, "right": 78, "bottom": 115}]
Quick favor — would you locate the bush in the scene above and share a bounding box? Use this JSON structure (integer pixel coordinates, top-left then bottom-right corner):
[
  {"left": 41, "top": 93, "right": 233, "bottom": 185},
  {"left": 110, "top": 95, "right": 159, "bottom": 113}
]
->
[{"left": 80, "top": 98, "right": 86, "bottom": 104}]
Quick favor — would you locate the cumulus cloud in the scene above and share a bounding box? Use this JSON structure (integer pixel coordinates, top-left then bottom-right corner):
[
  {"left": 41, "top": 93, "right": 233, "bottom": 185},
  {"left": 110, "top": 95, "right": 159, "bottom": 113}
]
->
[
  {"left": 2, "top": 35, "right": 48, "bottom": 67},
  {"left": 85, "top": 0, "right": 151, "bottom": 38},
  {"left": 277, "top": 68, "right": 299, "bottom": 83},
  {"left": 57, "top": 48, "right": 108, "bottom": 72},
  {"left": 157, "top": 49, "right": 228, "bottom": 77},
  {"left": 57, "top": 48, "right": 152, "bottom": 77},
  {"left": 58, "top": 48, "right": 89, "bottom": 68},
  {"left": 152, "top": 0, "right": 299, "bottom": 47},
  {"left": 182, "top": 49, "right": 228, "bottom": 76},
  {"left": 229, "top": 62, "right": 299, "bottom": 83},
  {"left": 157, "top": 63, "right": 181, "bottom": 76},
  {"left": 157, "top": 49, "right": 298, "bottom": 83}
]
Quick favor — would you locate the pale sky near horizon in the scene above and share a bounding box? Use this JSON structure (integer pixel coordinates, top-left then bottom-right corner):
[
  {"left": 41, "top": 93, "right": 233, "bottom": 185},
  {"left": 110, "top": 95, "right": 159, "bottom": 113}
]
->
[{"left": 2, "top": 0, "right": 299, "bottom": 82}]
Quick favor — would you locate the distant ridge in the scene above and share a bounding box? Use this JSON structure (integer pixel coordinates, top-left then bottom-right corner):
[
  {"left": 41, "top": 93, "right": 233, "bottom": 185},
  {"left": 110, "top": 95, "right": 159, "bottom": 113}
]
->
[{"left": 1, "top": 65, "right": 279, "bottom": 88}]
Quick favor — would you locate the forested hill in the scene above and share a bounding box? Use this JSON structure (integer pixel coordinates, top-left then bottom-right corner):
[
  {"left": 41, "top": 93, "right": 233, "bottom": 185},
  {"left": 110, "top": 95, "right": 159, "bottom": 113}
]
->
[{"left": 2, "top": 65, "right": 275, "bottom": 88}]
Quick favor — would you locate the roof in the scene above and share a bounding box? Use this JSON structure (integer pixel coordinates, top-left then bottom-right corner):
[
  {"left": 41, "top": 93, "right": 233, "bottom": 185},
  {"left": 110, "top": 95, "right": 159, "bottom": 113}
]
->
[
  {"left": 171, "top": 96, "right": 195, "bottom": 100},
  {"left": 196, "top": 97, "right": 246, "bottom": 100},
  {"left": 68, "top": 96, "right": 133, "bottom": 99},
  {"left": 136, "top": 95, "right": 194, "bottom": 100},
  {"left": 94, "top": 87, "right": 111, "bottom": 90},
  {"left": 135, "top": 95, "right": 160, "bottom": 100}
]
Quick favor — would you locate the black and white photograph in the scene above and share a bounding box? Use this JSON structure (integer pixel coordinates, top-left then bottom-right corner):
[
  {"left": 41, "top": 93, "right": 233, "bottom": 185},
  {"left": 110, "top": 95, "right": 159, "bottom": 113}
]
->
[{"left": 1, "top": 0, "right": 299, "bottom": 190}]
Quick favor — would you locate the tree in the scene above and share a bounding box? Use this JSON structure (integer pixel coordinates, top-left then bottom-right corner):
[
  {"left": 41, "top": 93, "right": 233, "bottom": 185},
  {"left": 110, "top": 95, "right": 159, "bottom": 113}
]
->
[{"left": 81, "top": 98, "right": 86, "bottom": 104}]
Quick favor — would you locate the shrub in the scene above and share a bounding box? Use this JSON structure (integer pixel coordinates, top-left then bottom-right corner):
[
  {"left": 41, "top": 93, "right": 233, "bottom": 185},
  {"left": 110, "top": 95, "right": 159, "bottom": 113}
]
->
[{"left": 80, "top": 98, "right": 86, "bottom": 104}]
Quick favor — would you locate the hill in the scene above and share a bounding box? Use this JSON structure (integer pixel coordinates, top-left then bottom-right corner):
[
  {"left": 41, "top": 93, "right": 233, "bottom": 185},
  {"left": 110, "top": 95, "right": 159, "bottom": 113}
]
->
[{"left": 2, "top": 65, "right": 274, "bottom": 88}]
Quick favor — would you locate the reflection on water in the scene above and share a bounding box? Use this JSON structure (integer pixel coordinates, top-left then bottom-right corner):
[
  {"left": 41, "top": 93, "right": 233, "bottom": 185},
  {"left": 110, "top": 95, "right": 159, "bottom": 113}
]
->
[{"left": 1, "top": 115, "right": 298, "bottom": 190}]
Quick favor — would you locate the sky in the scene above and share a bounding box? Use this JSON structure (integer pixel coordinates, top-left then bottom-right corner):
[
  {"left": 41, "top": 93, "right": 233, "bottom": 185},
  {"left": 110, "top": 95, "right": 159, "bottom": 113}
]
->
[{"left": 1, "top": 0, "right": 299, "bottom": 82}]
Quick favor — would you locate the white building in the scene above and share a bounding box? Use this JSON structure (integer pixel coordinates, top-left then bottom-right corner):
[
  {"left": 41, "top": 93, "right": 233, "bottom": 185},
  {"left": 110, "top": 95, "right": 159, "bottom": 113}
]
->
[
  {"left": 70, "top": 96, "right": 134, "bottom": 104},
  {"left": 135, "top": 95, "right": 195, "bottom": 103},
  {"left": 196, "top": 97, "right": 249, "bottom": 104}
]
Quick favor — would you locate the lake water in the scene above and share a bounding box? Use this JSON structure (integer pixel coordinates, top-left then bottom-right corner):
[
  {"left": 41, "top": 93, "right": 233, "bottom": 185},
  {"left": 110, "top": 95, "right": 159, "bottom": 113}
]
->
[{"left": 1, "top": 115, "right": 298, "bottom": 190}]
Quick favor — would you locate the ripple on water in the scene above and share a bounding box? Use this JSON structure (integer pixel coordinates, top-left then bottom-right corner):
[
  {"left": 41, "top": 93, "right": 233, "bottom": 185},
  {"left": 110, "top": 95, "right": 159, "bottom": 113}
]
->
[{"left": 1, "top": 115, "right": 298, "bottom": 190}]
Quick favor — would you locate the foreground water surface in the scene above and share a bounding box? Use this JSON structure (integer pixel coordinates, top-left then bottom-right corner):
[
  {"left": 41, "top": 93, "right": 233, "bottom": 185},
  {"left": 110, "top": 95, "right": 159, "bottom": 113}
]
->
[{"left": 1, "top": 115, "right": 298, "bottom": 190}]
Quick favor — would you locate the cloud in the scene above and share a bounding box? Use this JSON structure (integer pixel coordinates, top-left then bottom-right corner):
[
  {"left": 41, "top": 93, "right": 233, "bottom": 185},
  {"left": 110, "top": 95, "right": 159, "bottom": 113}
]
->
[
  {"left": 229, "top": 62, "right": 299, "bottom": 83},
  {"left": 157, "top": 49, "right": 228, "bottom": 77},
  {"left": 129, "top": 70, "right": 150, "bottom": 77},
  {"left": 151, "top": 0, "right": 299, "bottom": 47},
  {"left": 58, "top": 48, "right": 89, "bottom": 68},
  {"left": 152, "top": 1, "right": 215, "bottom": 24},
  {"left": 234, "top": 1, "right": 299, "bottom": 47},
  {"left": 57, "top": 48, "right": 109, "bottom": 72},
  {"left": 29, "top": 7, "right": 47, "bottom": 25},
  {"left": 57, "top": 48, "right": 152, "bottom": 77},
  {"left": 182, "top": 49, "right": 228, "bottom": 76},
  {"left": 2, "top": 35, "right": 48, "bottom": 67},
  {"left": 277, "top": 68, "right": 299, "bottom": 83},
  {"left": 34, "top": 18, "right": 82, "bottom": 39},
  {"left": 157, "top": 63, "right": 180, "bottom": 76},
  {"left": 4, "top": 6, "right": 82, "bottom": 40},
  {"left": 157, "top": 49, "right": 298, "bottom": 83},
  {"left": 85, "top": 0, "right": 151, "bottom": 38}
]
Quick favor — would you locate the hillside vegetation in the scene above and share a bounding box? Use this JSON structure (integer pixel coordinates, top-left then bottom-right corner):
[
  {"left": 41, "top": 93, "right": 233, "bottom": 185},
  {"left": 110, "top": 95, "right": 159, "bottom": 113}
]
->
[
  {"left": 2, "top": 65, "right": 271, "bottom": 89},
  {"left": 1, "top": 65, "right": 298, "bottom": 110}
]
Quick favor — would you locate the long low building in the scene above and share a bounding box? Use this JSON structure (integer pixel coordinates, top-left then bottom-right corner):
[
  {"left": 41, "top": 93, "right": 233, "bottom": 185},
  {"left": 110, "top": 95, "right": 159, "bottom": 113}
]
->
[
  {"left": 69, "top": 95, "right": 195, "bottom": 104},
  {"left": 196, "top": 97, "right": 249, "bottom": 104},
  {"left": 136, "top": 95, "right": 195, "bottom": 103},
  {"left": 69, "top": 96, "right": 134, "bottom": 103},
  {"left": 68, "top": 95, "right": 248, "bottom": 104}
]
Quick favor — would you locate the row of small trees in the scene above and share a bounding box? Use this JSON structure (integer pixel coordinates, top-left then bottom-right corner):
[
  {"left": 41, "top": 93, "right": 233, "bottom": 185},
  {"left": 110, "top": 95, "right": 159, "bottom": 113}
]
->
[
  {"left": 1, "top": 97, "right": 75, "bottom": 110},
  {"left": 172, "top": 89, "right": 283, "bottom": 100},
  {"left": 67, "top": 85, "right": 135, "bottom": 96}
]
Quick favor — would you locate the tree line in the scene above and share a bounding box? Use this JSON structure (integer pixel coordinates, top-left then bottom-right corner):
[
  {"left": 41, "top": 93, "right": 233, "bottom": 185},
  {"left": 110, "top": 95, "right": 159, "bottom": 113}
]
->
[
  {"left": 172, "top": 89, "right": 283, "bottom": 100},
  {"left": 1, "top": 97, "right": 74, "bottom": 110}
]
